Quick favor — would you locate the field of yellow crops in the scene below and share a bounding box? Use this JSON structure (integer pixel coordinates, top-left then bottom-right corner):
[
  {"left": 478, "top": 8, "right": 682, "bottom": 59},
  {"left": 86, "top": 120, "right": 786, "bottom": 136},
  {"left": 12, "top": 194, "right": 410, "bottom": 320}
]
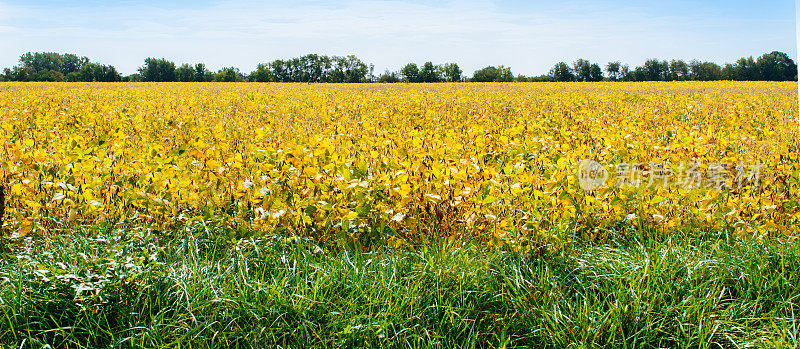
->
[{"left": 1, "top": 82, "right": 798, "bottom": 246}]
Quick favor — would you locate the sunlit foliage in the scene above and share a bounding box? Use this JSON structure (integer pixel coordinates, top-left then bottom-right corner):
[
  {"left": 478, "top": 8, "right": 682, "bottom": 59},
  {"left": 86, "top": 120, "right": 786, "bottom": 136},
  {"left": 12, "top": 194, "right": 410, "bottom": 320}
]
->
[{"left": 1, "top": 82, "right": 798, "bottom": 247}]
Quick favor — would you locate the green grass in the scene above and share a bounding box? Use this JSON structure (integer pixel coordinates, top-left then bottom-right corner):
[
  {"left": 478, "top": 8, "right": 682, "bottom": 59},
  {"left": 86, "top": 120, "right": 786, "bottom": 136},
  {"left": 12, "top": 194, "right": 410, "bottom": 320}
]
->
[{"left": 1, "top": 222, "right": 799, "bottom": 348}]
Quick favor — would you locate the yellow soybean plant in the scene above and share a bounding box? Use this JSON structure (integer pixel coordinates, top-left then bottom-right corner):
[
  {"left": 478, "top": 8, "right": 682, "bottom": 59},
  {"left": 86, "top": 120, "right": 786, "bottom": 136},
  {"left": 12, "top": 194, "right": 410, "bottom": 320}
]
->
[{"left": 1, "top": 82, "right": 798, "bottom": 247}]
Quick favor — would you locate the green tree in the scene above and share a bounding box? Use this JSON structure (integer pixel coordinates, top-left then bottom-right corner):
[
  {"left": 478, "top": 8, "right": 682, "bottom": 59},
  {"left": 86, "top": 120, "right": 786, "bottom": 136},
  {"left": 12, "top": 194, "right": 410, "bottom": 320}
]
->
[
  {"left": 249, "top": 63, "right": 274, "bottom": 82},
  {"left": 175, "top": 64, "right": 195, "bottom": 82},
  {"left": 496, "top": 66, "right": 513, "bottom": 82},
  {"left": 549, "top": 62, "right": 575, "bottom": 82},
  {"left": 194, "top": 64, "right": 212, "bottom": 82},
  {"left": 668, "top": 60, "right": 689, "bottom": 81},
  {"left": 756, "top": 51, "right": 797, "bottom": 81},
  {"left": 72, "top": 63, "right": 121, "bottom": 82},
  {"left": 471, "top": 66, "right": 495, "bottom": 82},
  {"left": 4, "top": 52, "right": 90, "bottom": 81},
  {"left": 249, "top": 54, "right": 367, "bottom": 83},
  {"left": 688, "top": 60, "right": 722, "bottom": 81},
  {"left": 620, "top": 64, "right": 632, "bottom": 81},
  {"left": 29, "top": 69, "right": 65, "bottom": 82},
  {"left": 642, "top": 59, "right": 669, "bottom": 81},
  {"left": 472, "top": 66, "right": 513, "bottom": 82},
  {"left": 400, "top": 63, "right": 419, "bottom": 83},
  {"left": 214, "top": 67, "right": 245, "bottom": 82},
  {"left": 138, "top": 58, "right": 176, "bottom": 82},
  {"left": 723, "top": 56, "right": 758, "bottom": 80},
  {"left": 605, "top": 61, "right": 622, "bottom": 81},
  {"left": 378, "top": 70, "right": 400, "bottom": 83},
  {"left": 588, "top": 63, "right": 603, "bottom": 82},
  {"left": 123, "top": 73, "right": 142, "bottom": 82},
  {"left": 441, "top": 63, "right": 462, "bottom": 82},
  {"left": 19, "top": 52, "right": 88, "bottom": 76},
  {"left": 342, "top": 55, "right": 369, "bottom": 83},
  {"left": 737, "top": 56, "right": 758, "bottom": 80},
  {"left": 418, "top": 62, "right": 440, "bottom": 83},
  {"left": 268, "top": 60, "right": 289, "bottom": 82},
  {"left": 530, "top": 75, "right": 552, "bottom": 82},
  {"left": 573, "top": 59, "right": 591, "bottom": 82},
  {"left": 299, "top": 54, "right": 324, "bottom": 82}
]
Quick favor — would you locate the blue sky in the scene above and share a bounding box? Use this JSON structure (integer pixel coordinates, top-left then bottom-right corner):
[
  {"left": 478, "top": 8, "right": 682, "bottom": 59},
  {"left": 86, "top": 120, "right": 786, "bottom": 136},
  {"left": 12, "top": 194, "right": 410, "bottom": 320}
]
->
[{"left": 0, "top": 0, "right": 796, "bottom": 76}]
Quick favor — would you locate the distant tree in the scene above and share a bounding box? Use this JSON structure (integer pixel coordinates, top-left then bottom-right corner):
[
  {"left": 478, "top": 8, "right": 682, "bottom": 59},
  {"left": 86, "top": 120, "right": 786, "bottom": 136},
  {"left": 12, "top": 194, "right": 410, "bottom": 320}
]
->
[
  {"left": 19, "top": 52, "right": 88, "bottom": 76},
  {"left": 214, "top": 67, "right": 245, "bottom": 82},
  {"left": 471, "top": 66, "right": 494, "bottom": 82},
  {"left": 573, "top": 59, "right": 592, "bottom": 82},
  {"left": 738, "top": 56, "right": 759, "bottom": 80},
  {"left": 123, "top": 73, "right": 142, "bottom": 82},
  {"left": 722, "top": 56, "right": 758, "bottom": 81},
  {"left": 496, "top": 66, "right": 513, "bottom": 82},
  {"left": 549, "top": 62, "right": 575, "bottom": 82},
  {"left": 472, "top": 66, "right": 513, "bottom": 82},
  {"left": 2, "top": 66, "right": 24, "bottom": 81},
  {"left": 588, "top": 64, "right": 603, "bottom": 82},
  {"left": 341, "top": 55, "right": 369, "bottom": 83},
  {"left": 721, "top": 63, "right": 738, "bottom": 81},
  {"left": 668, "top": 60, "right": 689, "bottom": 81},
  {"left": 516, "top": 74, "right": 551, "bottom": 82},
  {"left": 630, "top": 66, "right": 647, "bottom": 81},
  {"left": 688, "top": 60, "right": 722, "bottom": 81},
  {"left": 400, "top": 63, "right": 419, "bottom": 83},
  {"left": 320, "top": 57, "right": 343, "bottom": 83},
  {"left": 326, "top": 61, "right": 343, "bottom": 82},
  {"left": 378, "top": 70, "right": 400, "bottom": 83},
  {"left": 71, "top": 63, "right": 121, "bottom": 82},
  {"left": 194, "top": 63, "right": 212, "bottom": 82},
  {"left": 620, "top": 59, "right": 670, "bottom": 81},
  {"left": 756, "top": 51, "right": 797, "bottom": 81},
  {"left": 418, "top": 62, "right": 440, "bottom": 83},
  {"left": 571, "top": 59, "right": 603, "bottom": 81},
  {"left": 138, "top": 58, "right": 176, "bottom": 82},
  {"left": 267, "top": 60, "right": 288, "bottom": 82},
  {"left": 605, "top": 61, "right": 622, "bottom": 81},
  {"left": 620, "top": 64, "right": 631, "bottom": 81},
  {"left": 473, "top": 66, "right": 495, "bottom": 82},
  {"left": 5, "top": 50, "right": 794, "bottom": 84},
  {"left": 175, "top": 64, "right": 195, "bottom": 82},
  {"left": 531, "top": 75, "right": 552, "bottom": 82},
  {"left": 641, "top": 59, "right": 669, "bottom": 81},
  {"left": 249, "top": 63, "right": 274, "bottom": 82},
  {"left": 250, "top": 55, "right": 366, "bottom": 83},
  {"left": 293, "top": 54, "right": 322, "bottom": 82},
  {"left": 3, "top": 52, "right": 90, "bottom": 81},
  {"left": 441, "top": 63, "right": 462, "bottom": 82},
  {"left": 29, "top": 69, "right": 65, "bottom": 82}
]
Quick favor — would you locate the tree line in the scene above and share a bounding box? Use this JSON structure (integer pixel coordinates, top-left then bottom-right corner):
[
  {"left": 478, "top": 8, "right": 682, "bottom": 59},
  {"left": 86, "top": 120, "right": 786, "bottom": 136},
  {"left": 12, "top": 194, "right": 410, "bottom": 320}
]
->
[
  {"left": 1, "top": 52, "right": 123, "bottom": 82},
  {"left": 1, "top": 51, "right": 796, "bottom": 83},
  {"left": 554, "top": 51, "right": 797, "bottom": 82}
]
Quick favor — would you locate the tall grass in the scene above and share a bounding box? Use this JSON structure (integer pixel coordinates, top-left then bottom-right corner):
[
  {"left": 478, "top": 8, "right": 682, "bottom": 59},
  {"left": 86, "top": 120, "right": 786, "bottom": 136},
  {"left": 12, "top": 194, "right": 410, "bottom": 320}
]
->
[{"left": 1, "top": 223, "right": 798, "bottom": 348}]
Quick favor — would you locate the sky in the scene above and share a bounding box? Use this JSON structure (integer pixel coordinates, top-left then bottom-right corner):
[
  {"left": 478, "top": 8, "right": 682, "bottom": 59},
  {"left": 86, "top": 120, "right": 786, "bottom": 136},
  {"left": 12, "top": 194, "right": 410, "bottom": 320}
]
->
[{"left": 0, "top": 0, "right": 796, "bottom": 76}]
